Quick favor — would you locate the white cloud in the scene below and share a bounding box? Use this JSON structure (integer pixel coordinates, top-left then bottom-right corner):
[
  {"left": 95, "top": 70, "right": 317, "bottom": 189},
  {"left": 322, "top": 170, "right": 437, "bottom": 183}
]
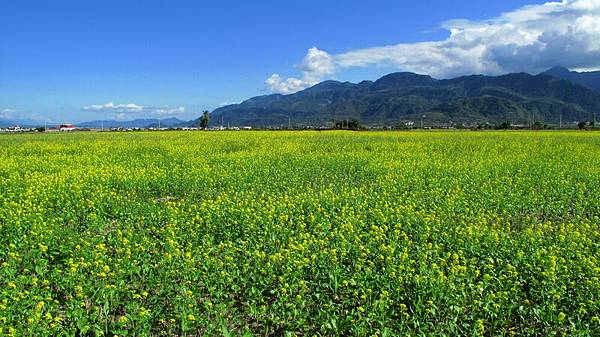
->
[
  {"left": 152, "top": 107, "right": 186, "bottom": 115},
  {"left": 267, "top": 0, "right": 600, "bottom": 93},
  {"left": 83, "top": 102, "right": 186, "bottom": 116},
  {"left": 219, "top": 101, "right": 243, "bottom": 107},
  {"left": 265, "top": 74, "right": 318, "bottom": 95},
  {"left": 0, "top": 110, "right": 53, "bottom": 123},
  {"left": 83, "top": 102, "right": 144, "bottom": 113},
  {"left": 266, "top": 47, "right": 336, "bottom": 94},
  {"left": 1, "top": 109, "right": 16, "bottom": 119},
  {"left": 298, "top": 47, "right": 336, "bottom": 78}
]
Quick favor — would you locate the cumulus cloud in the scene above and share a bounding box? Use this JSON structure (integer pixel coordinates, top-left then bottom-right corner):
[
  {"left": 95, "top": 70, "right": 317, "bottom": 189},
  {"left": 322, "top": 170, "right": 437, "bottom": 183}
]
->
[
  {"left": 265, "top": 74, "right": 316, "bottom": 95},
  {"left": 267, "top": 0, "right": 600, "bottom": 93},
  {"left": 83, "top": 102, "right": 186, "bottom": 116},
  {"left": 83, "top": 102, "right": 144, "bottom": 113},
  {"left": 266, "top": 47, "right": 336, "bottom": 94},
  {"left": 152, "top": 106, "right": 186, "bottom": 115}
]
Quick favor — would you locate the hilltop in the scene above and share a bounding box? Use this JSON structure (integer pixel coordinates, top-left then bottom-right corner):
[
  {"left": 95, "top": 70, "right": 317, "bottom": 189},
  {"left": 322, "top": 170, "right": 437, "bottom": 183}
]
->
[
  {"left": 190, "top": 71, "right": 600, "bottom": 127},
  {"left": 541, "top": 66, "right": 600, "bottom": 92}
]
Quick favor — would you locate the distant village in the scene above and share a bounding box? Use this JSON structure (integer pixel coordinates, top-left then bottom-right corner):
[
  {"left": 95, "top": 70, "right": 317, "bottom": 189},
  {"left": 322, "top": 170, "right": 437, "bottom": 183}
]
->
[
  {"left": 0, "top": 123, "right": 257, "bottom": 133},
  {"left": 0, "top": 120, "right": 592, "bottom": 133}
]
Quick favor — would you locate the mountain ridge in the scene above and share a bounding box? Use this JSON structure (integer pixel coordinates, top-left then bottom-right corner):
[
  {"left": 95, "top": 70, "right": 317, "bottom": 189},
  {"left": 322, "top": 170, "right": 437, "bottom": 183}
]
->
[
  {"left": 541, "top": 66, "right": 600, "bottom": 92},
  {"left": 190, "top": 70, "right": 600, "bottom": 127}
]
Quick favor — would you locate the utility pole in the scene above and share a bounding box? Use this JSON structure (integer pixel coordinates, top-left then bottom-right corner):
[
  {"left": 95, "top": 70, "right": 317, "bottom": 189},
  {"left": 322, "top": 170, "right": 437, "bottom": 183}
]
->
[
  {"left": 158, "top": 119, "right": 161, "bottom": 130},
  {"left": 288, "top": 115, "right": 291, "bottom": 130},
  {"left": 559, "top": 112, "right": 562, "bottom": 129},
  {"left": 101, "top": 119, "right": 104, "bottom": 132}
]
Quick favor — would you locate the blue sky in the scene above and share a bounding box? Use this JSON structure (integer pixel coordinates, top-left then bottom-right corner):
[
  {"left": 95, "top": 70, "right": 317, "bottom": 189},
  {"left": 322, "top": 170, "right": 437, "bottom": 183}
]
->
[{"left": 3, "top": 0, "right": 598, "bottom": 123}]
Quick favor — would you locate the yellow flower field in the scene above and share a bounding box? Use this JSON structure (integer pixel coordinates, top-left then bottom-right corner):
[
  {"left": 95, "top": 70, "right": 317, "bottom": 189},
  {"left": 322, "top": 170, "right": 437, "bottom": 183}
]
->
[{"left": 0, "top": 131, "right": 599, "bottom": 336}]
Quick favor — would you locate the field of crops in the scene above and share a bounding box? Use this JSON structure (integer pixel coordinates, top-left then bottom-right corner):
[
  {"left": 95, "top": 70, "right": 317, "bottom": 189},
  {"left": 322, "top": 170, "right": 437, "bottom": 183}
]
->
[{"left": 1, "top": 131, "right": 599, "bottom": 336}]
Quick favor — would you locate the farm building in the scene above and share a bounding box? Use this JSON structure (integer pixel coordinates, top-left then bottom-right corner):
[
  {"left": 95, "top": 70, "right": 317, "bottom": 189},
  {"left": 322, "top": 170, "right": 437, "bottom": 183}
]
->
[{"left": 59, "top": 124, "right": 76, "bottom": 131}]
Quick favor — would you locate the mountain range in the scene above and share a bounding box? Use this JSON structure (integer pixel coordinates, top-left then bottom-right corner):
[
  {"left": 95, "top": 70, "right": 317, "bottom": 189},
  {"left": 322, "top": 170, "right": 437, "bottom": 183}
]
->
[
  {"left": 5, "top": 68, "right": 600, "bottom": 129},
  {"left": 0, "top": 118, "right": 47, "bottom": 128},
  {"left": 542, "top": 67, "right": 600, "bottom": 92},
  {"left": 191, "top": 68, "right": 600, "bottom": 127}
]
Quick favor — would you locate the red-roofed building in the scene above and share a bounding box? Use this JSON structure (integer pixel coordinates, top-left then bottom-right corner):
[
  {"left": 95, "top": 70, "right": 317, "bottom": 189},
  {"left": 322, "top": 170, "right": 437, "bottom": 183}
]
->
[{"left": 59, "top": 124, "right": 76, "bottom": 131}]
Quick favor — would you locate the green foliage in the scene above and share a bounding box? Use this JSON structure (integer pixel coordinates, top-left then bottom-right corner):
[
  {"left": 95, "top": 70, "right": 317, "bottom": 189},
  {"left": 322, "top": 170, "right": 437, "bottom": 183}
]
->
[
  {"left": 496, "top": 121, "right": 511, "bottom": 130},
  {"left": 200, "top": 111, "right": 211, "bottom": 129},
  {"left": 208, "top": 72, "right": 600, "bottom": 127},
  {"left": 532, "top": 121, "right": 545, "bottom": 130},
  {"left": 1, "top": 131, "right": 600, "bottom": 336},
  {"left": 542, "top": 66, "right": 600, "bottom": 91},
  {"left": 334, "top": 119, "right": 362, "bottom": 130}
]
